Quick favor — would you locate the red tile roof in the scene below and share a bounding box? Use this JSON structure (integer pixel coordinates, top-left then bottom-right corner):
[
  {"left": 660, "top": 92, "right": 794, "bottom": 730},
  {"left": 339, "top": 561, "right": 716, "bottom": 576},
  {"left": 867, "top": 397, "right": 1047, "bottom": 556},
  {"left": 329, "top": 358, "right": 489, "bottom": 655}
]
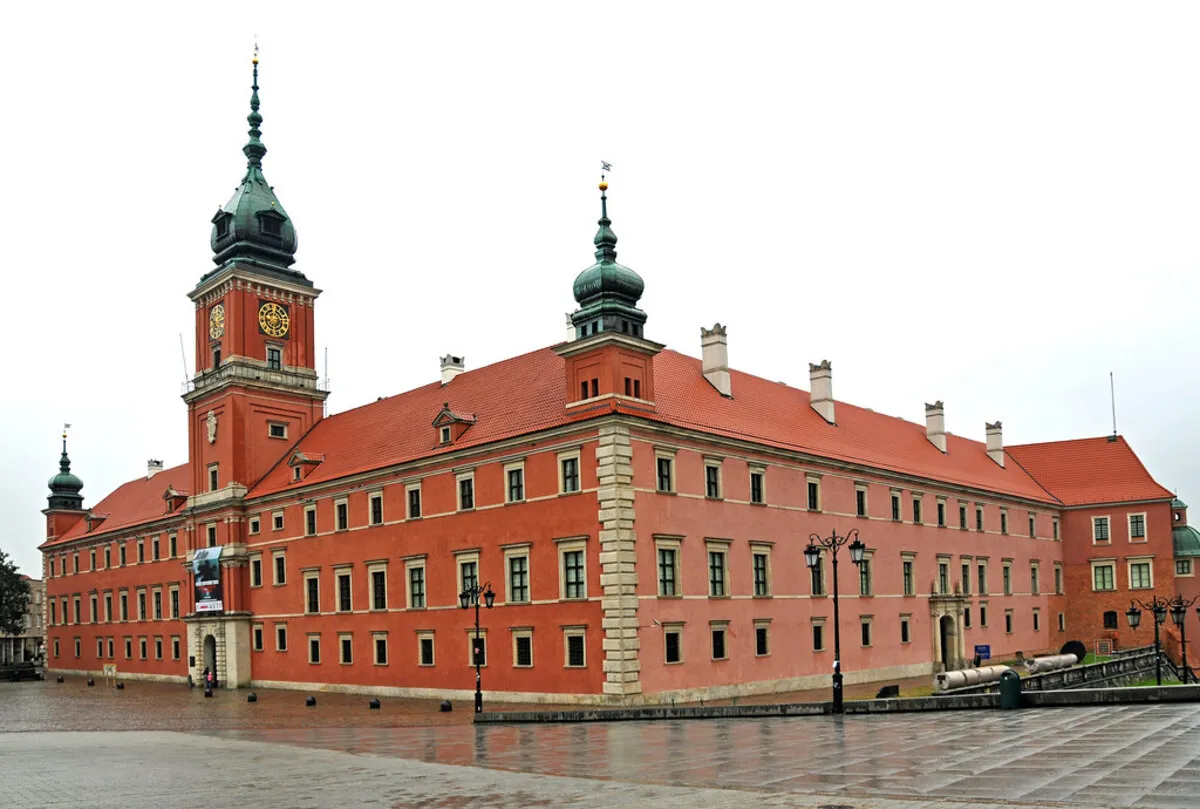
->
[
  {"left": 248, "top": 346, "right": 1059, "bottom": 503},
  {"left": 42, "top": 464, "right": 189, "bottom": 548},
  {"left": 1007, "top": 436, "right": 1174, "bottom": 506}
]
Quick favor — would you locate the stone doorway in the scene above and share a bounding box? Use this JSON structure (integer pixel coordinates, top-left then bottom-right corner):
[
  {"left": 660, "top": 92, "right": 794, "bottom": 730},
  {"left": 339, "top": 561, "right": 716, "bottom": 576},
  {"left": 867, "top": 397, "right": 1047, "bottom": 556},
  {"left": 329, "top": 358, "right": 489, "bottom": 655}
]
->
[
  {"left": 202, "top": 635, "right": 217, "bottom": 680},
  {"left": 939, "top": 615, "right": 955, "bottom": 670}
]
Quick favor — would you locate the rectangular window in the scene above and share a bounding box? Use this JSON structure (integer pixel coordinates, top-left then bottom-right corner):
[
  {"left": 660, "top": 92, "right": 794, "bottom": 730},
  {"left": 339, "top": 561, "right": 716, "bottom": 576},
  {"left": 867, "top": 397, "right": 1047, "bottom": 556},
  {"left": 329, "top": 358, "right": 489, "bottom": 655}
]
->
[
  {"left": 407, "top": 486, "right": 422, "bottom": 518},
  {"left": 937, "top": 501, "right": 946, "bottom": 527},
  {"left": 1178, "top": 559, "right": 1194, "bottom": 576},
  {"left": 860, "top": 619, "right": 872, "bottom": 647},
  {"left": 155, "top": 638, "right": 163, "bottom": 660},
  {"left": 656, "top": 457, "right": 673, "bottom": 492},
  {"left": 253, "top": 626, "right": 264, "bottom": 652},
  {"left": 980, "top": 604, "right": 989, "bottom": 627},
  {"left": 305, "top": 575, "right": 320, "bottom": 614},
  {"left": 251, "top": 557, "right": 263, "bottom": 588},
  {"left": 120, "top": 593, "right": 128, "bottom": 622},
  {"left": 105, "top": 595, "right": 113, "bottom": 622},
  {"left": 513, "top": 632, "right": 533, "bottom": 667},
  {"left": 755, "top": 624, "right": 770, "bottom": 656},
  {"left": 938, "top": 562, "right": 949, "bottom": 595},
  {"left": 959, "top": 504, "right": 968, "bottom": 530},
  {"left": 658, "top": 546, "right": 678, "bottom": 596},
  {"left": 308, "top": 635, "right": 321, "bottom": 664},
  {"left": 978, "top": 563, "right": 988, "bottom": 595},
  {"left": 337, "top": 571, "right": 352, "bottom": 612},
  {"left": 470, "top": 633, "right": 487, "bottom": 667},
  {"left": 137, "top": 542, "right": 145, "bottom": 563},
  {"left": 566, "top": 631, "right": 586, "bottom": 668},
  {"left": 508, "top": 555, "right": 529, "bottom": 603},
  {"left": 369, "top": 494, "right": 383, "bottom": 526},
  {"left": 708, "top": 550, "right": 727, "bottom": 597},
  {"left": 562, "top": 550, "right": 585, "bottom": 599},
  {"left": 561, "top": 457, "right": 580, "bottom": 493},
  {"left": 123, "top": 638, "right": 131, "bottom": 659},
  {"left": 305, "top": 507, "right": 317, "bottom": 536},
  {"left": 752, "top": 551, "right": 770, "bottom": 596},
  {"left": 891, "top": 492, "right": 901, "bottom": 521},
  {"left": 460, "top": 560, "right": 478, "bottom": 594},
  {"left": 109, "top": 638, "right": 116, "bottom": 658},
  {"left": 419, "top": 634, "right": 435, "bottom": 666},
  {"left": 1053, "top": 518, "right": 1060, "bottom": 540},
  {"left": 902, "top": 559, "right": 914, "bottom": 596},
  {"left": 268, "top": 422, "right": 286, "bottom": 439},
  {"left": 858, "top": 558, "right": 872, "bottom": 596},
  {"left": 1054, "top": 565, "right": 1063, "bottom": 594},
  {"left": 1129, "top": 514, "right": 1147, "bottom": 540},
  {"left": 664, "top": 627, "right": 682, "bottom": 664},
  {"left": 810, "top": 554, "right": 825, "bottom": 596},
  {"left": 340, "top": 634, "right": 353, "bottom": 665},
  {"left": 1058, "top": 612, "right": 1066, "bottom": 631},
  {"left": 249, "top": 517, "right": 260, "bottom": 536},
  {"left": 276, "top": 624, "right": 287, "bottom": 651},
  {"left": 137, "top": 592, "right": 146, "bottom": 621},
  {"left": 705, "top": 464, "right": 721, "bottom": 498},
  {"left": 1031, "top": 564, "right": 1040, "bottom": 595},
  {"left": 371, "top": 569, "right": 387, "bottom": 610},
  {"left": 273, "top": 552, "right": 286, "bottom": 585},
  {"left": 50, "top": 601, "right": 57, "bottom": 626},
  {"left": 1033, "top": 609, "right": 1041, "bottom": 632},
  {"left": 408, "top": 564, "right": 426, "bottom": 609},
  {"left": 750, "top": 471, "right": 765, "bottom": 504},
  {"left": 266, "top": 345, "right": 282, "bottom": 370},
  {"left": 912, "top": 496, "right": 922, "bottom": 524},
  {"left": 139, "top": 638, "right": 147, "bottom": 660},
  {"left": 1000, "top": 510, "right": 1009, "bottom": 535},
  {"left": 976, "top": 506, "right": 984, "bottom": 531},
  {"left": 206, "top": 525, "right": 217, "bottom": 548},
  {"left": 152, "top": 591, "right": 162, "bottom": 620},
  {"left": 273, "top": 512, "right": 284, "bottom": 531},
  {"left": 208, "top": 465, "right": 219, "bottom": 492},
  {"left": 1005, "top": 610, "right": 1013, "bottom": 634},
  {"left": 335, "top": 501, "right": 348, "bottom": 531},
  {"left": 812, "top": 621, "right": 825, "bottom": 652},
  {"left": 459, "top": 476, "right": 475, "bottom": 510},
  {"left": 807, "top": 479, "right": 820, "bottom": 511},
  {"left": 711, "top": 626, "right": 727, "bottom": 660},
  {"left": 374, "top": 635, "right": 388, "bottom": 665},
  {"left": 1093, "top": 563, "right": 1115, "bottom": 591},
  {"left": 900, "top": 615, "right": 911, "bottom": 644},
  {"left": 1130, "top": 561, "right": 1152, "bottom": 589},
  {"left": 1003, "top": 564, "right": 1012, "bottom": 595},
  {"left": 961, "top": 563, "right": 971, "bottom": 595},
  {"left": 90, "top": 595, "right": 97, "bottom": 623},
  {"left": 1029, "top": 514, "right": 1036, "bottom": 537},
  {"left": 961, "top": 607, "right": 970, "bottom": 628},
  {"left": 1094, "top": 516, "right": 1110, "bottom": 542},
  {"left": 507, "top": 467, "right": 525, "bottom": 503},
  {"left": 120, "top": 545, "right": 126, "bottom": 566}
]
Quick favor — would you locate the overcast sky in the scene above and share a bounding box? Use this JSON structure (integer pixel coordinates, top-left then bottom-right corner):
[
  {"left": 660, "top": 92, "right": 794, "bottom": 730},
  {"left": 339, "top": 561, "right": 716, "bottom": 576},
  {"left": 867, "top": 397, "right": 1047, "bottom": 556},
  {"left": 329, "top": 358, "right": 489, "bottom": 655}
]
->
[{"left": 3, "top": 2, "right": 1199, "bottom": 577}]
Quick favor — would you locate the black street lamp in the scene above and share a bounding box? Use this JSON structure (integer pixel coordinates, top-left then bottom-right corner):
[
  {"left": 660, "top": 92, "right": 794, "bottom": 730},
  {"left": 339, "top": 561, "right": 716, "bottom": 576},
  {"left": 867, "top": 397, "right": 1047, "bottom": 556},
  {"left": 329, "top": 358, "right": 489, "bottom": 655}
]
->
[
  {"left": 804, "top": 527, "right": 867, "bottom": 714},
  {"left": 1126, "top": 596, "right": 1170, "bottom": 685},
  {"left": 1165, "top": 593, "right": 1200, "bottom": 684},
  {"left": 459, "top": 581, "right": 495, "bottom": 713}
]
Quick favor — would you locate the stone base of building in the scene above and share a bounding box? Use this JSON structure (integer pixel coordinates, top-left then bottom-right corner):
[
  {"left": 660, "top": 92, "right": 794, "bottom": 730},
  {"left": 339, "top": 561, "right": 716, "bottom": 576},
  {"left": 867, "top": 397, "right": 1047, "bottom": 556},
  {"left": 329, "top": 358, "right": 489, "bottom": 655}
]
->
[{"left": 46, "top": 667, "right": 188, "bottom": 686}]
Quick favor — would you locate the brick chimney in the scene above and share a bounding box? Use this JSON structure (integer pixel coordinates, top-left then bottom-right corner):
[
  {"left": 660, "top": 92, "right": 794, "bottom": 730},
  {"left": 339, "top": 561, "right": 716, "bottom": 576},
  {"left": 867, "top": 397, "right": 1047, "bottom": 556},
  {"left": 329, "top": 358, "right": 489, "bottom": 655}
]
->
[
  {"left": 925, "top": 402, "right": 946, "bottom": 453},
  {"left": 146, "top": 459, "right": 164, "bottom": 479},
  {"left": 440, "top": 355, "right": 465, "bottom": 386},
  {"left": 810, "top": 361, "right": 835, "bottom": 424},
  {"left": 700, "top": 324, "right": 731, "bottom": 397},
  {"left": 986, "top": 421, "right": 1004, "bottom": 467}
]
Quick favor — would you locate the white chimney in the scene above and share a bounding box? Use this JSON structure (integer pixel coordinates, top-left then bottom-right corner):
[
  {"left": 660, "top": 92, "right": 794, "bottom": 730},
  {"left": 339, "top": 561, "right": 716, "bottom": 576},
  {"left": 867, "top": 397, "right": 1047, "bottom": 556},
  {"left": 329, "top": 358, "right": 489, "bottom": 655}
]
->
[
  {"left": 147, "top": 459, "right": 164, "bottom": 479},
  {"left": 809, "top": 360, "right": 835, "bottom": 424},
  {"left": 986, "top": 421, "right": 1004, "bottom": 467},
  {"left": 440, "top": 355, "right": 465, "bottom": 385},
  {"left": 565, "top": 314, "right": 575, "bottom": 343},
  {"left": 925, "top": 401, "right": 947, "bottom": 453},
  {"left": 700, "top": 323, "right": 731, "bottom": 397}
]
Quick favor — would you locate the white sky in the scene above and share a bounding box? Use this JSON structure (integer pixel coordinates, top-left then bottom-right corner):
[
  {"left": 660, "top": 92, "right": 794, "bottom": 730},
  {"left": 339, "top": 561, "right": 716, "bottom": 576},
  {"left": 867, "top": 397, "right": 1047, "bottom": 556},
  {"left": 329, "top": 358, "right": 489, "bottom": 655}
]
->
[{"left": 3, "top": 2, "right": 1199, "bottom": 577}]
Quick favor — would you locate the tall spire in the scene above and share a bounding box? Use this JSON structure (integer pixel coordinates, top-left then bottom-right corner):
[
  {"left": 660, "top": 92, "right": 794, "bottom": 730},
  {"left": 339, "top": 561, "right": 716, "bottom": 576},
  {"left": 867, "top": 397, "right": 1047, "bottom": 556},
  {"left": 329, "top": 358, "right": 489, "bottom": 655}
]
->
[
  {"left": 47, "top": 423, "right": 84, "bottom": 510},
  {"left": 243, "top": 46, "right": 266, "bottom": 170},
  {"left": 594, "top": 175, "right": 618, "bottom": 263}
]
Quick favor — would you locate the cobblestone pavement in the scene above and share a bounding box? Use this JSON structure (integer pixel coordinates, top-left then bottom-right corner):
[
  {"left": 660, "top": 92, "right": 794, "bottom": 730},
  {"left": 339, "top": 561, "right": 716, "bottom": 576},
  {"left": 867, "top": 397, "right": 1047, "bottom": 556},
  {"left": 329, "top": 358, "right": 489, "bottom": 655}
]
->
[{"left": 4, "top": 681, "right": 1200, "bottom": 808}]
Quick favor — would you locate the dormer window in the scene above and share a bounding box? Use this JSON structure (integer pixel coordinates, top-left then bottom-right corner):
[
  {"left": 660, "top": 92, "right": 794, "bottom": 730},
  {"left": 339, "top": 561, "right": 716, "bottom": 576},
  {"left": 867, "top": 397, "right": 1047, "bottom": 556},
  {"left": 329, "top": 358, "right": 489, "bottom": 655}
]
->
[
  {"left": 261, "top": 215, "right": 282, "bottom": 237},
  {"left": 440, "top": 426, "right": 451, "bottom": 444},
  {"left": 293, "top": 466, "right": 302, "bottom": 482},
  {"left": 267, "top": 345, "right": 282, "bottom": 371},
  {"left": 213, "top": 212, "right": 230, "bottom": 239},
  {"left": 432, "top": 402, "right": 477, "bottom": 446}
]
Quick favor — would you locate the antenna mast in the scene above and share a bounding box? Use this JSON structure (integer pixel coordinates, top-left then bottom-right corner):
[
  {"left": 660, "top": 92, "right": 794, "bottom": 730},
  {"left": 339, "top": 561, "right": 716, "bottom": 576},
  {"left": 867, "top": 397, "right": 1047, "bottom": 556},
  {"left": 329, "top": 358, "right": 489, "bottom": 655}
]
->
[{"left": 1110, "top": 371, "right": 1117, "bottom": 438}]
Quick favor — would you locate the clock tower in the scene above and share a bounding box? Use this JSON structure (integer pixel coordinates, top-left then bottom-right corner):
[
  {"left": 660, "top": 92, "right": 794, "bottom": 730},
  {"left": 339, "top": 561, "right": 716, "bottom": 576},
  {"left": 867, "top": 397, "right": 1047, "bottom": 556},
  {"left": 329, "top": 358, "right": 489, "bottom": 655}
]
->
[{"left": 184, "top": 53, "right": 328, "bottom": 503}]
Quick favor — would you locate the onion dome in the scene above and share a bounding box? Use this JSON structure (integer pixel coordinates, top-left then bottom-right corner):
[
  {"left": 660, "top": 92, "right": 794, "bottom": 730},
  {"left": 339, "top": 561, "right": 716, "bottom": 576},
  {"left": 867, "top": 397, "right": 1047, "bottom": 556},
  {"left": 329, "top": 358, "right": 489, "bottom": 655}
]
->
[
  {"left": 47, "top": 431, "right": 84, "bottom": 511},
  {"left": 569, "top": 179, "right": 648, "bottom": 339},
  {"left": 207, "top": 51, "right": 308, "bottom": 286}
]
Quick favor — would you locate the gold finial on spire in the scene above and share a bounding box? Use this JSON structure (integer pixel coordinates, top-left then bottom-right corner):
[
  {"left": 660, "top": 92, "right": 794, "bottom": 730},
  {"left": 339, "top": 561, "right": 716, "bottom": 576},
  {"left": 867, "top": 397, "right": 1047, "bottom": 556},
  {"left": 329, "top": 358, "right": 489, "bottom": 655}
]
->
[
  {"left": 599, "top": 160, "right": 611, "bottom": 191},
  {"left": 62, "top": 422, "right": 71, "bottom": 440},
  {"left": 253, "top": 38, "right": 259, "bottom": 66}
]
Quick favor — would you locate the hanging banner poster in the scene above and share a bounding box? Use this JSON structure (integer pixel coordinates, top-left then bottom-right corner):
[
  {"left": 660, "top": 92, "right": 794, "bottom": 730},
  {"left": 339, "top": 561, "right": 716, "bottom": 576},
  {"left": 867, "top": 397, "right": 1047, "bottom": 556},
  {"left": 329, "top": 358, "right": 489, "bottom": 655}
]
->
[{"left": 193, "top": 546, "right": 224, "bottom": 613}]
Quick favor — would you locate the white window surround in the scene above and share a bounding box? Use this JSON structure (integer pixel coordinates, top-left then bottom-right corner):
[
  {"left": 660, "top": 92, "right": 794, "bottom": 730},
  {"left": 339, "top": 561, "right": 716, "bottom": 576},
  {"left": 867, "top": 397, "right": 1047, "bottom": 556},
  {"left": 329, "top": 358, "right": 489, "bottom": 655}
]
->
[
  {"left": 860, "top": 615, "right": 874, "bottom": 647},
  {"left": 303, "top": 571, "right": 320, "bottom": 614},
  {"left": 1127, "top": 557, "right": 1154, "bottom": 590},
  {"left": 557, "top": 537, "right": 588, "bottom": 600},
  {"left": 272, "top": 511, "right": 284, "bottom": 531},
  {"left": 405, "top": 482, "right": 422, "bottom": 519},
  {"left": 710, "top": 620, "right": 730, "bottom": 660},
  {"left": 703, "top": 457, "right": 723, "bottom": 499},
  {"left": 705, "top": 538, "right": 732, "bottom": 597},
  {"left": 307, "top": 633, "right": 321, "bottom": 664},
  {"left": 753, "top": 618, "right": 772, "bottom": 657},
  {"left": 372, "top": 632, "right": 389, "bottom": 666},
  {"left": 750, "top": 541, "right": 773, "bottom": 597},
  {"left": 368, "top": 491, "right": 384, "bottom": 525},
  {"left": 511, "top": 627, "right": 534, "bottom": 668},
  {"left": 504, "top": 461, "right": 526, "bottom": 503},
  {"left": 563, "top": 625, "right": 587, "bottom": 668},
  {"left": 654, "top": 447, "right": 676, "bottom": 493},
  {"left": 416, "top": 630, "right": 435, "bottom": 666},
  {"left": 338, "top": 632, "right": 353, "bottom": 665},
  {"left": 1128, "top": 512, "right": 1148, "bottom": 543},
  {"left": 456, "top": 471, "right": 476, "bottom": 511},
  {"left": 271, "top": 550, "right": 286, "bottom": 585},
  {"left": 1092, "top": 515, "right": 1112, "bottom": 543},
  {"left": 404, "top": 555, "right": 427, "bottom": 609},
  {"left": 334, "top": 498, "right": 349, "bottom": 531},
  {"left": 557, "top": 449, "right": 582, "bottom": 494},
  {"left": 367, "top": 562, "right": 388, "bottom": 611},
  {"left": 466, "top": 628, "right": 488, "bottom": 667},
  {"left": 662, "top": 621, "right": 685, "bottom": 664},
  {"left": 806, "top": 474, "right": 822, "bottom": 511},
  {"left": 503, "top": 544, "right": 532, "bottom": 605},
  {"left": 454, "top": 550, "right": 480, "bottom": 596},
  {"left": 1177, "top": 559, "right": 1195, "bottom": 577},
  {"left": 249, "top": 516, "right": 261, "bottom": 535},
  {"left": 899, "top": 613, "right": 912, "bottom": 644},
  {"left": 811, "top": 616, "right": 827, "bottom": 651},
  {"left": 654, "top": 535, "right": 683, "bottom": 597},
  {"left": 749, "top": 464, "right": 767, "bottom": 504},
  {"left": 304, "top": 505, "right": 317, "bottom": 536},
  {"left": 268, "top": 421, "right": 288, "bottom": 440},
  {"left": 1091, "top": 559, "right": 1118, "bottom": 591}
]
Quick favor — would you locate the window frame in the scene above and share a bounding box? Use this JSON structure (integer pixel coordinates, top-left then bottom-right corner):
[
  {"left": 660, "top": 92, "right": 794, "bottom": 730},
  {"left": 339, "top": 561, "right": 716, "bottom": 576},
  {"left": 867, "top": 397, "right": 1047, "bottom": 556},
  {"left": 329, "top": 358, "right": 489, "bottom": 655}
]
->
[
  {"left": 504, "top": 461, "right": 526, "bottom": 504},
  {"left": 406, "top": 483, "right": 422, "bottom": 519},
  {"left": 902, "top": 554, "right": 916, "bottom": 597},
  {"left": 806, "top": 475, "right": 821, "bottom": 512},
  {"left": 811, "top": 617, "right": 826, "bottom": 652},
  {"left": 272, "top": 550, "right": 286, "bottom": 585},
  {"left": 457, "top": 472, "right": 476, "bottom": 511},
  {"left": 704, "top": 460, "right": 722, "bottom": 500},
  {"left": 1091, "top": 561, "right": 1117, "bottom": 592},
  {"left": 338, "top": 632, "right": 353, "bottom": 665},
  {"left": 334, "top": 498, "right": 349, "bottom": 532},
  {"left": 655, "top": 451, "right": 675, "bottom": 493},
  {"left": 455, "top": 551, "right": 480, "bottom": 598},
  {"left": 749, "top": 466, "right": 766, "bottom": 505},
  {"left": 860, "top": 615, "right": 873, "bottom": 648},
  {"left": 308, "top": 633, "right": 321, "bottom": 665},
  {"left": 750, "top": 542, "right": 773, "bottom": 597},
  {"left": 405, "top": 556, "right": 427, "bottom": 609},
  {"left": 1092, "top": 515, "right": 1111, "bottom": 543},
  {"left": 754, "top": 619, "right": 771, "bottom": 657},
  {"left": 564, "top": 626, "right": 587, "bottom": 668},
  {"left": 706, "top": 540, "right": 730, "bottom": 598},
  {"left": 891, "top": 490, "right": 902, "bottom": 522},
  {"left": 369, "top": 492, "right": 384, "bottom": 526},
  {"left": 417, "top": 631, "right": 435, "bottom": 667},
  {"left": 512, "top": 627, "right": 534, "bottom": 668},
  {"left": 663, "top": 622, "right": 684, "bottom": 664},
  {"left": 373, "top": 632, "right": 389, "bottom": 666},
  {"left": 656, "top": 536, "right": 681, "bottom": 597},
  {"left": 558, "top": 451, "right": 581, "bottom": 495},
  {"left": 1128, "top": 558, "right": 1153, "bottom": 590},
  {"left": 368, "top": 562, "right": 388, "bottom": 611},
  {"left": 504, "top": 545, "right": 532, "bottom": 605},
  {"left": 303, "top": 570, "right": 321, "bottom": 615},
  {"left": 467, "top": 629, "right": 488, "bottom": 668},
  {"left": 304, "top": 505, "right": 317, "bottom": 536},
  {"left": 1128, "top": 512, "right": 1148, "bottom": 543},
  {"left": 710, "top": 621, "right": 729, "bottom": 661},
  {"left": 558, "top": 538, "right": 588, "bottom": 601}
]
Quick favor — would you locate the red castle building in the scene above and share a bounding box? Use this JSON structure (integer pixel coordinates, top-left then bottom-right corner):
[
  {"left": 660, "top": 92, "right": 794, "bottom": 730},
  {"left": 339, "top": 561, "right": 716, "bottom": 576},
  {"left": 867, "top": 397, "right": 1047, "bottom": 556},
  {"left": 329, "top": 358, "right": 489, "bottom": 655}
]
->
[{"left": 39, "top": 59, "right": 1200, "bottom": 703}]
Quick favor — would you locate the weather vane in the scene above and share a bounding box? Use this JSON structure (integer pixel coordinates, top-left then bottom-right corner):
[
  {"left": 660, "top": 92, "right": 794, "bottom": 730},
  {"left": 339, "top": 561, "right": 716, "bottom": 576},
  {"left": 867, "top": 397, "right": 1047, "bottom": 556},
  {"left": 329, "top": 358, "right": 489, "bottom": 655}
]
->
[
  {"left": 63, "top": 422, "right": 71, "bottom": 439},
  {"left": 600, "top": 160, "right": 612, "bottom": 181}
]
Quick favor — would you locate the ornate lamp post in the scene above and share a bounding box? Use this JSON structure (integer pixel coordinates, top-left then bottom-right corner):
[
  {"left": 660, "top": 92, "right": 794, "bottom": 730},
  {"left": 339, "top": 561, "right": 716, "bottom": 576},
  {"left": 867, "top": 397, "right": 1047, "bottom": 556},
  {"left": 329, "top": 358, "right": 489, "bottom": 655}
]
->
[
  {"left": 1169, "top": 594, "right": 1200, "bottom": 684},
  {"left": 1126, "top": 596, "right": 1169, "bottom": 685},
  {"left": 804, "top": 528, "right": 867, "bottom": 714},
  {"left": 459, "top": 581, "right": 495, "bottom": 713}
]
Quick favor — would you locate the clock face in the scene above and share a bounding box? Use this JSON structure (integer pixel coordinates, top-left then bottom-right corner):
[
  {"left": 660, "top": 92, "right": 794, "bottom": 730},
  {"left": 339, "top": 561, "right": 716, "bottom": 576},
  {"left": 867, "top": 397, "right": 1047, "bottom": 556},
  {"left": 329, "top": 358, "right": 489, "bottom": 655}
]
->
[
  {"left": 208, "top": 304, "right": 225, "bottom": 339},
  {"left": 258, "top": 302, "right": 290, "bottom": 338}
]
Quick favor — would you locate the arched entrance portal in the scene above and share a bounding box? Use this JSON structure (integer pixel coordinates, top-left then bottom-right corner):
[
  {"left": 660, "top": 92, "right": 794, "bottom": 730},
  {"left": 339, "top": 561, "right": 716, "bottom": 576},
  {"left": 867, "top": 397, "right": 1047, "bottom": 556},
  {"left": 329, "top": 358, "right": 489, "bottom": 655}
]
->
[
  {"left": 939, "top": 615, "right": 955, "bottom": 669},
  {"left": 202, "top": 635, "right": 216, "bottom": 679}
]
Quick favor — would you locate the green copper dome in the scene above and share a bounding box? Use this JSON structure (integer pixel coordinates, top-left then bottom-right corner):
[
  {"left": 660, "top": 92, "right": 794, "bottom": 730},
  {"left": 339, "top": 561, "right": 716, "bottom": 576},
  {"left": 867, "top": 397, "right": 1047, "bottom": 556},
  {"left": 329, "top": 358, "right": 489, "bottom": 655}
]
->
[
  {"left": 570, "top": 182, "right": 648, "bottom": 339},
  {"left": 47, "top": 436, "right": 84, "bottom": 511},
  {"left": 207, "top": 56, "right": 308, "bottom": 286}
]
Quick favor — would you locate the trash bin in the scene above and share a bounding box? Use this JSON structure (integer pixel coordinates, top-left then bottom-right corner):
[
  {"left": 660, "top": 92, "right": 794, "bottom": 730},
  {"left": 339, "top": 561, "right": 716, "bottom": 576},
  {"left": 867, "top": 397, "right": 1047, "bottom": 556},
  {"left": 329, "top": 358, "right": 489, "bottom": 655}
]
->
[{"left": 999, "top": 669, "right": 1022, "bottom": 710}]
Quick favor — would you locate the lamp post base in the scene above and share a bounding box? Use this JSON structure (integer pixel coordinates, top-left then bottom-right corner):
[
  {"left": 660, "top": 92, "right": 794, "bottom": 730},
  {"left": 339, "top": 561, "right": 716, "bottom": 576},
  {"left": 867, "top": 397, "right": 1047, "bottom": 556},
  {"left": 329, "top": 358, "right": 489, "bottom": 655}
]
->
[{"left": 832, "top": 672, "right": 844, "bottom": 714}]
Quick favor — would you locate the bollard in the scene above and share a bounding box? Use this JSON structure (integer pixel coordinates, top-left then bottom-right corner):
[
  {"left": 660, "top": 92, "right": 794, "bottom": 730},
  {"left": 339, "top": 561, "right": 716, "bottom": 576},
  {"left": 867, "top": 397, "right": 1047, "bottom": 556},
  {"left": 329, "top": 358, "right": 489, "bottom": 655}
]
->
[
  {"left": 87, "top": 678, "right": 95, "bottom": 687},
  {"left": 369, "top": 698, "right": 381, "bottom": 710},
  {"left": 439, "top": 700, "right": 452, "bottom": 713},
  {"left": 116, "top": 683, "right": 125, "bottom": 690},
  {"left": 204, "top": 688, "right": 213, "bottom": 698},
  {"left": 56, "top": 676, "right": 64, "bottom": 683},
  {"left": 247, "top": 693, "right": 257, "bottom": 703},
  {"left": 306, "top": 696, "right": 317, "bottom": 707}
]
